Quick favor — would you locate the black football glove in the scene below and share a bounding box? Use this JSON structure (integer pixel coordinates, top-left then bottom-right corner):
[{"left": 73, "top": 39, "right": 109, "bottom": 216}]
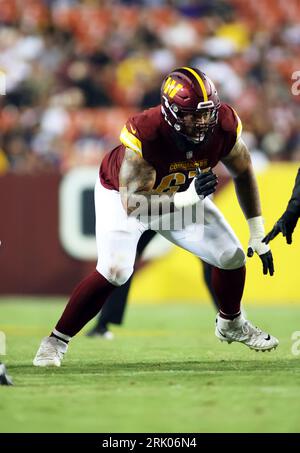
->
[
  {"left": 263, "top": 210, "right": 299, "bottom": 245},
  {"left": 194, "top": 169, "right": 218, "bottom": 199},
  {"left": 247, "top": 247, "right": 274, "bottom": 276}
]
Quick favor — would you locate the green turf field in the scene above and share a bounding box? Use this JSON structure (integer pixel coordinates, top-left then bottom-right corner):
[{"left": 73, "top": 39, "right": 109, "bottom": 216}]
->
[{"left": 0, "top": 299, "right": 300, "bottom": 433}]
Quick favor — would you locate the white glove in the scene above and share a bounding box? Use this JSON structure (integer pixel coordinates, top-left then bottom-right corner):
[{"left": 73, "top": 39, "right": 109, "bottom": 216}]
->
[
  {"left": 173, "top": 178, "right": 201, "bottom": 209},
  {"left": 247, "top": 216, "right": 274, "bottom": 276},
  {"left": 248, "top": 237, "right": 270, "bottom": 256}
]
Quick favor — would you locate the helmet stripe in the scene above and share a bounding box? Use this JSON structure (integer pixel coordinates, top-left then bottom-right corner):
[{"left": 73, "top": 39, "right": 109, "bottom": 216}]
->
[{"left": 182, "top": 67, "right": 208, "bottom": 102}]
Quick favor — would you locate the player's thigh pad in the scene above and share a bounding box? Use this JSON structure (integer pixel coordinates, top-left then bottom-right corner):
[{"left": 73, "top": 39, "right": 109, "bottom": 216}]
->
[
  {"left": 94, "top": 179, "right": 144, "bottom": 285},
  {"left": 158, "top": 198, "right": 245, "bottom": 270}
]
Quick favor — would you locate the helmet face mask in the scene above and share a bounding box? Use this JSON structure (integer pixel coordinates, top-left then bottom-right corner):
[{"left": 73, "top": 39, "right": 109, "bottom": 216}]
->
[
  {"left": 175, "top": 105, "right": 217, "bottom": 143},
  {"left": 161, "top": 67, "right": 220, "bottom": 144}
]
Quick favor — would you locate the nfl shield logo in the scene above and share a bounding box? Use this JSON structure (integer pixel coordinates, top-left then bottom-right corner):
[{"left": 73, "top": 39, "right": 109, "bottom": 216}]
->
[{"left": 186, "top": 151, "right": 193, "bottom": 159}]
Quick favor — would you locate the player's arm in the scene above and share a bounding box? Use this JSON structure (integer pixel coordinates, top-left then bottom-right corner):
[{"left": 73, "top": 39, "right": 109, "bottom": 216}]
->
[
  {"left": 119, "top": 147, "right": 161, "bottom": 215},
  {"left": 222, "top": 138, "right": 261, "bottom": 218},
  {"left": 222, "top": 138, "right": 274, "bottom": 276},
  {"left": 263, "top": 168, "right": 300, "bottom": 244},
  {"left": 119, "top": 148, "right": 215, "bottom": 216}
]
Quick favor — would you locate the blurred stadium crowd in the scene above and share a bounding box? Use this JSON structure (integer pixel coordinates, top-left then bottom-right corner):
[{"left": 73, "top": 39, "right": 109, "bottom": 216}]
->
[{"left": 0, "top": 0, "right": 299, "bottom": 174}]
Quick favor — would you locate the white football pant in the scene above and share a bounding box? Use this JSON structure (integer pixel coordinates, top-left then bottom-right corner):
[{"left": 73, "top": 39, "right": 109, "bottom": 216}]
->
[{"left": 95, "top": 179, "right": 245, "bottom": 286}]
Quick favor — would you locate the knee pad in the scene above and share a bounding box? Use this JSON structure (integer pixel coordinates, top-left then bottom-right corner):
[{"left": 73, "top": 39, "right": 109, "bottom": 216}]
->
[
  {"left": 97, "top": 263, "right": 133, "bottom": 286},
  {"left": 218, "top": 247, "right": 246, "bottom": 270}
]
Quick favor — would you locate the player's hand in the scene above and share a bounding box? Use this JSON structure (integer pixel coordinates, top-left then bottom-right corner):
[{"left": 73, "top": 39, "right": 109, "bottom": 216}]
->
[
  {"left": 247, "top": 238, "right": 274, "bottom": 276},
  {"left": 194, "top": 169, "right": 218, "bottom": 199},
  {"left": 262, "top": 210, "right": 299, "bottom": 245}
]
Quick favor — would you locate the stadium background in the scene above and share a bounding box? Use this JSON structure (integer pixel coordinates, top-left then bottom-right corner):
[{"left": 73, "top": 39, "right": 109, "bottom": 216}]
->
[
  {"left": 0, "top": 0, "right": 299, "bottom": 303},
  {"left": 1, "top": 0, "right": 300, "bottom": 435}
]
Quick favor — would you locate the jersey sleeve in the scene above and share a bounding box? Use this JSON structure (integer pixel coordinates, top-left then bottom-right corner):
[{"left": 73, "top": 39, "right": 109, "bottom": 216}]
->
[
  {"left": 119, "top": 120, "right": 143, "bottom": 157},
  {"left": 219, "top": 104, "right": 243, "bottom": 158},
  {"left": 119, "top": 107, "right": 161, "bottom": 158},
  {"left": 232, "top": 108, "right": 243, "bottom": 142}
]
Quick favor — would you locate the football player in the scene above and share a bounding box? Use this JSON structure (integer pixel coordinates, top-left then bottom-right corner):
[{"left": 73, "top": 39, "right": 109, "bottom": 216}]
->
[
  {"left": 33, "top": 67, "right": 278, "bottom": 367},
  {"left": 263, "top": 169, "right": 300, "bottom": 245}
]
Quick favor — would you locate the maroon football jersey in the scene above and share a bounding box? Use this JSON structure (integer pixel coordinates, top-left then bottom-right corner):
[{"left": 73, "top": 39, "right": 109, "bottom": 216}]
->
[{"left": 100, "top": 103, "right": 242, "bottom": 193}]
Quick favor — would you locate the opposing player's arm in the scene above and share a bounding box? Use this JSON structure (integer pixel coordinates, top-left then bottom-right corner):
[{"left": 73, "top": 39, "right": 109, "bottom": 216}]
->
[
  {"left": 263, "top": 168, "right": 300, "bottom": 245},
  {"left": 119, "top": 147, "right": 174, "bottom": 215},
  {"left": 222, "top": 138, "right": 261, "bottom": 219}
]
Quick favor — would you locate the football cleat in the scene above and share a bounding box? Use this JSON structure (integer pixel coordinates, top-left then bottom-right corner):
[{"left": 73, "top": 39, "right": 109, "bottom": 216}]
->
[
  {"left": 0, "top": 363, "right": 13, "bottom": 385},
  {"left": 215, "top": 313, "right": 279, "bottom": 351},
  {"left": 33, "top": 336, "right": 68, "bottom": 367},
  {"left": 86, "top": 326, "right": 114, "bottom": 340}
]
